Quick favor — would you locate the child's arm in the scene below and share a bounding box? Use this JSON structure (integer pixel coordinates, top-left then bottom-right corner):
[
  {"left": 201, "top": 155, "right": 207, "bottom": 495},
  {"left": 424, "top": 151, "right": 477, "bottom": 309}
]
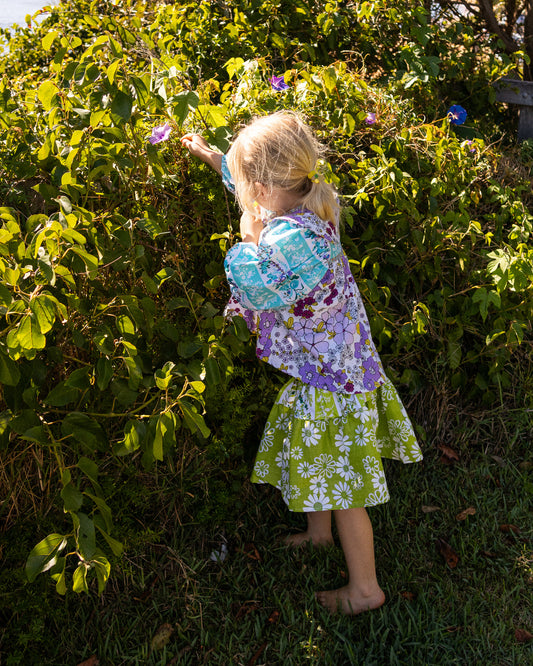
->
[
  {"left": 239, "top": 211, "right": 263, "bottom": 245},
  {"left": 180, "top": 133, "right": 223, "bottom": 174}
]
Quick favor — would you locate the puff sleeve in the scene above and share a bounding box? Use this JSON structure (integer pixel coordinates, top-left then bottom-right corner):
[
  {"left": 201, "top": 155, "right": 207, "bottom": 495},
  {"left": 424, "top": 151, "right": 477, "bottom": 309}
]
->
[{"left": 224, "top": 218, "right": 333, "bottom": 311}]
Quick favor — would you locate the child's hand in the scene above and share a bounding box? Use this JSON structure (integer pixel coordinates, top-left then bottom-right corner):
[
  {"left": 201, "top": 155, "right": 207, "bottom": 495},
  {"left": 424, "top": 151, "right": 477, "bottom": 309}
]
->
[
  {"left": 239, "top": 211, "right": 263, "bottom": 245},
  {"left": 180, "top": 134, "right": 223, "bottom": 174}
]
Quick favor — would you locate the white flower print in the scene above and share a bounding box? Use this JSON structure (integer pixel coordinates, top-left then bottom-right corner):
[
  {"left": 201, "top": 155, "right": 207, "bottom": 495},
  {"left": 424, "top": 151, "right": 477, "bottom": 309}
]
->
[
  {"left": 380, "top": 381, "right": 396, "bottom": 401},
  {"left": 309, "top": 477, "right": 328, "bottom": 493},
  {"left": 389, "top": 419, "right": 412, "bottom": 443},
  {"left": 303, "top": 489, "right": 333, "bottom": 512},
  {"left": 364, "top": 487, "right": 390, "bottom": 507},
  {"left": 258, "top": 424, "right": 275, "bottom": 453},
  {"left": 369, "top": 467, "right": 387, "bottom": 492},
  {"left": 353, "top": 424, "right": 369, "bottom": 447},
  {"left": 310, "top": 453, "right": 336, "bottom": 479},
  {"left": 335, "top": 455, "right": 354, "bottom": 481},
  {"left": 363, "top": 456, "right": 380, "bottom": 475},
  {"left": 297, "top": 461, "right": 313, "bottom": 478},
  {"left": 275, "top": 413, "right": 291, "bottom": 431},
  {"left": 290, "top": 485, "right": 301, "bottom": 500},
  {"left": 301, "top": 420, "right": 320, "bottom": 447},
  {"left": 275, "top": 450, "right": 288, "bottom": 469},
  {"left": 291, "top": 445, "right": 303, "bottom": 461},
  {"left": 359, "top": 404, "right": 378, "bottom": 425},
  {"left": 334, "top": 432, "right": 352, "bottom": 453},
  {"left": 254, "top": 460, "right": 269, "bottom": 478},
  {"left": 353, "top": 472, "right": 364, "bottom": 490},
  {"left": 332, "top": 482, "right": 353, "bottom": 509}
]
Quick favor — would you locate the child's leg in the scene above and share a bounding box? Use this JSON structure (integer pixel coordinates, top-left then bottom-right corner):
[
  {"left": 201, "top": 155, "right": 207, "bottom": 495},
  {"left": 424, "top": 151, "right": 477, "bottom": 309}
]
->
[
  {"left": 285, "top": 510, "right": 334, "bottom": 547},
  {"left": 316, "top": 507, "right": 385, "bottom": 615}
]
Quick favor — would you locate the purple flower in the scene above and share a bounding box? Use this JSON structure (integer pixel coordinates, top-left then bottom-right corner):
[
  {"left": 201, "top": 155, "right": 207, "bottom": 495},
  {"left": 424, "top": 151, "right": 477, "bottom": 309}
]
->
[
  {"left": 466, "top": 140, "right": 476, "bottom": 153},
  {"left": 299, "top": 361, "right": 320, "bottom": 385},
  {"left": 149, "top": 123, "right": 172, "bottom": 144},
  {"left": 365, "top": 112, "right": 377, "bottom": 125},
  {"left": 447, "top": 105, "right": 467, "bottom": 126},
  {"left": 269, "top": 75, "right": 289, "bottom": 92}
]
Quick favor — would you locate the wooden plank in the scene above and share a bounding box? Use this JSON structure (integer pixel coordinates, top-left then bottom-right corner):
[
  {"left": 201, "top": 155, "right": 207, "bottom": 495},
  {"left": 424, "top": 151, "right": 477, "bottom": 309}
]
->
[
  {"left": 518, "top": 106, "right": 533, "bottom": 142},
  {"left": 494, "top": 78, "right": 533, "bottom": 107}
]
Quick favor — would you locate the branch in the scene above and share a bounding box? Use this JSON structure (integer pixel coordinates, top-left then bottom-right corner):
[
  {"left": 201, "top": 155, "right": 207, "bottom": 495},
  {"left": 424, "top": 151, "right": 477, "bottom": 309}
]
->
[{"left": 477, "top": 0, "right": 520, "bottom": 52}]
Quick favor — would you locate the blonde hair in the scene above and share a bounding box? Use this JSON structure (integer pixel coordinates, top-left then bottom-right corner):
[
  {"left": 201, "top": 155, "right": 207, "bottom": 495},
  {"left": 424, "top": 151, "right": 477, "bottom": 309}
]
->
[{"left": 226, "top": 111, "right": 340, "bottom": 224}]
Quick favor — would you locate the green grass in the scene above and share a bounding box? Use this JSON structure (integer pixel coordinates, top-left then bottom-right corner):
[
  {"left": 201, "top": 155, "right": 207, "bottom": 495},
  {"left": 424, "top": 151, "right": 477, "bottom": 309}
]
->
[{"left": 1, "top": 410, "right": 532, "bottom": 665}]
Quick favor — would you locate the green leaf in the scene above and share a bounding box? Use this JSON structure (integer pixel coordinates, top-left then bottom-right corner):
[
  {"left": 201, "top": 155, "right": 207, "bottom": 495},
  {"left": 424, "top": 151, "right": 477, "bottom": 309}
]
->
[
  {"left": 14, "top": 315, "right": 46, "bottom": 351},
  {"left": 181, "top": 402, "right": 210, "bottom": 438},
  {"left": 152, "top": 412, "right": 175, "bottom": 461},
  {"left": 93, "top": 555, "right": 111, "bottom": 594},
  {"left": 72, "top": 563, "right": 89, "bottom": 593},
  {"left": 62, "top": 413, "right": 107, "bottom": 452},
  {"left": 74, "top": 512, "right": 96, "bottom": 560},
  {"left": 77, "top": 456, "right": 99, "bottom": 485},
  {"left": 0, "top": 351, "right": 20, "bottom": 386},
  {"left": 94, "top": 520, "right": 124, "bottom": 557},
  {"left": 37, "top": 81, "right": 59, "bottom": 111},
  {"left": 111, "top": 90, "right": 133, "bottom": 122},
  {"left": 173, "top": 90, "right": 200, "bottom": 125},
  {"left": 61, "top": 482, "right": 84, "bottom": 512},
  {"left": 41, "top": 30, "right": 59, "bottom": 51},
  {"left": 51, "top": 557, "right": 67, "bottom": 595},
  {"left": 26, "top": 533, "right": 67, "bottom": 582},
  {"left": 96, "top": 358, "right": 114, "bottom": 390},
  {"left": 44, "top": 382, "right": 79, "bottom": 407}
]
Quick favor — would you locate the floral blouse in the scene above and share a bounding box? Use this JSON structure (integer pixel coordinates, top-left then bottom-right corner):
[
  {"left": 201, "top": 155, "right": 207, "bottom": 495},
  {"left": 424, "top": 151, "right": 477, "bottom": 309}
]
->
[{"left": 221, "top": 156, "right": 386, "bottom": 395}]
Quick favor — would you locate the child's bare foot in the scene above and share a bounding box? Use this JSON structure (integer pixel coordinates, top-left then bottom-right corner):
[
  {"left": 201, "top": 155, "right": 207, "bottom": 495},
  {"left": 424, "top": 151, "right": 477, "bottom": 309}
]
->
[
  {"left": 316, "top": 585, "right": 385, "bottom": 615},
  {"left": 284, "top": 531, "right": 334, "bottom": 548}
]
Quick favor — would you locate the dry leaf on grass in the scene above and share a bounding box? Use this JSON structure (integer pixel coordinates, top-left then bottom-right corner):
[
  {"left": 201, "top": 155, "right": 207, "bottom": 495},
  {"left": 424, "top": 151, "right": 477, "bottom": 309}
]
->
[
  {"left": 515, "top": 629, "right": 533, "bottom": 643},
  {"left": 436, "top": 538, "right": 459, "bottom": 568},
  {"left": 422, "top": 505, "right": 441, "bottom": 513},
  {"left": 77, "top": 658, "right": 99, "bottom": 666},
  {"left": 151, "top": 623, "right": 174, "bottom": 651},
  {"left": 499, "top": 524, "right": 521, "bottom": 535},
  {"left": 400, "top": 591, "right": 416, "bottom": 601},
  {"left": 438, "top": 445, "right": 459, "bottom": 464},
  {"left": 456, "top": 507, "right": 476, "bottom": 521}
]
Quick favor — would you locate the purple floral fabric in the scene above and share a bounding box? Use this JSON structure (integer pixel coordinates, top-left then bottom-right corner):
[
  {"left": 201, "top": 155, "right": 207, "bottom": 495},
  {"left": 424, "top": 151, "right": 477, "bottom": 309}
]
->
[{"left": 224, "top": 208, "right": 387, "bottom": 395}]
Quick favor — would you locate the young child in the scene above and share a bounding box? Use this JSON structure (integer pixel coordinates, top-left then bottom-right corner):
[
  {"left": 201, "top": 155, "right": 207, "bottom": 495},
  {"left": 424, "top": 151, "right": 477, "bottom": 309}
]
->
[{"left": 181, "top": 112, "right": 423, "bottom": 615}]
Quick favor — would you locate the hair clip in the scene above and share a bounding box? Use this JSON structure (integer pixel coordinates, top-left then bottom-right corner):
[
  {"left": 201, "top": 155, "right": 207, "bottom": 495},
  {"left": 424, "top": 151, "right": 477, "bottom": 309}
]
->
[{"left": 307, "top": 170, "right": 320, "bottom": 184}]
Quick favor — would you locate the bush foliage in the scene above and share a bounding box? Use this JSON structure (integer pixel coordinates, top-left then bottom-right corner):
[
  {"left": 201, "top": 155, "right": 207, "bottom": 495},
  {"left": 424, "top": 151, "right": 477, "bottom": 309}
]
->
[{"left": 0, "top": 0, "right": 531, "bottom": 595}]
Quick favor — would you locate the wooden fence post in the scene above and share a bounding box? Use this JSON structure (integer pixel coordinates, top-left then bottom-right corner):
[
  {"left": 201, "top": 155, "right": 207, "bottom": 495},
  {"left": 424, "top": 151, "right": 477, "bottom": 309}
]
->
[{"left": 493, "top": 78, "right": 533, "bottom": 142}]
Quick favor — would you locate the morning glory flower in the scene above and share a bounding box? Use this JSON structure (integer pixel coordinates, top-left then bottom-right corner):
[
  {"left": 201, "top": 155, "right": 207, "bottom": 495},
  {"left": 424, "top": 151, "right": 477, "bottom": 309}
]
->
[
  {"left": 447, "top": 105, "right": 467, "bottom": 125},
  {"left": 365, "top": 112, "right": 377, "bottom": 125},
  {"left": 149, "top": 123, "right": 172, "bottom": 144},
  {"left": 269, "top": 75, "right": 289, "bottom": 92}
]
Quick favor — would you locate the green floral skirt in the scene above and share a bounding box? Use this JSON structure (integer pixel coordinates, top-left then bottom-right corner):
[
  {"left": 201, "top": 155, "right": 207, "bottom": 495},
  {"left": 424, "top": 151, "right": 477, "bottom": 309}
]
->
[{"left": 250, "top": 377, "right": 423, "bottom": 512}]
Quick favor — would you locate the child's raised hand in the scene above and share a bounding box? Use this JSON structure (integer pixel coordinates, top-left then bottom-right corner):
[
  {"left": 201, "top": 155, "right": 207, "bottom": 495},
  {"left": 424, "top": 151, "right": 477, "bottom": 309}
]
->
[{"left": 180, "top": 134, "right": 223, "bottom": 174}]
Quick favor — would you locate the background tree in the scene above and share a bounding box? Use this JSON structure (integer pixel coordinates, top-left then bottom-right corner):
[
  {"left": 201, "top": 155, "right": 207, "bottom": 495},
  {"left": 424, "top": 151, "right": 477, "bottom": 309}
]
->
[{"left": 434, "top": 0, "right": 533, "bottom": 79}]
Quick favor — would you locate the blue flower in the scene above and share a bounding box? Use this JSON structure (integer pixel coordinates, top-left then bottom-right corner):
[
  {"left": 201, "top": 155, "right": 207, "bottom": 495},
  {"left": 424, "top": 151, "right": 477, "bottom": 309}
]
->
[
  {"left": 447, "top": 105, "right": 467, "bottom": 126},
  {"left": 149, "top": 123, "right": 172, "bottom": 144},
  {"left": 269, "top": 75, "right": 289, "bottom": 92},
  {"left": 365, "top": 112, "right": 377, "bottom": 125}
]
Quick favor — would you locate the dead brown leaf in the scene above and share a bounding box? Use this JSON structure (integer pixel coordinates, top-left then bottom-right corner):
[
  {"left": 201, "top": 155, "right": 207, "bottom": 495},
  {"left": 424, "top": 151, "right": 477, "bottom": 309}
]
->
[
  {"left": 231, "top": 600, "right": 261, "bottom": 620},
  {"left": 422, "top": 505, "right": 441, "bottom": 513},
  {"left": 77, "top": 658, "right": 99, "bottom": 666},
  {"left": 515, "top": 629, "right": 533, "bottom": 643},
  {"left": 499, "top": 524, "right": 521, "bottom": 535},
  {"left": 436, "top": 538, "right": 459, "bottom": 568},
  {"left": 268, "top": 609, "right": 280, "bottom": 624},
  {"left": 438, "top": 445, "right": 459, "bottom": 464},
  {"left": 400, "top": 591, "right": 416, "bottom": 601},
  {"left": 456, "top": 507, "right": 476, "bottom": 521},
  {"left": 242, "top": 542, "right": 261, "bottom": 561},
  {"left": 519, "top": 461, "right": 533, "bottom": 471},
  {"left": 151, "top": 623, "right": 174, "bottom": 651}
]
